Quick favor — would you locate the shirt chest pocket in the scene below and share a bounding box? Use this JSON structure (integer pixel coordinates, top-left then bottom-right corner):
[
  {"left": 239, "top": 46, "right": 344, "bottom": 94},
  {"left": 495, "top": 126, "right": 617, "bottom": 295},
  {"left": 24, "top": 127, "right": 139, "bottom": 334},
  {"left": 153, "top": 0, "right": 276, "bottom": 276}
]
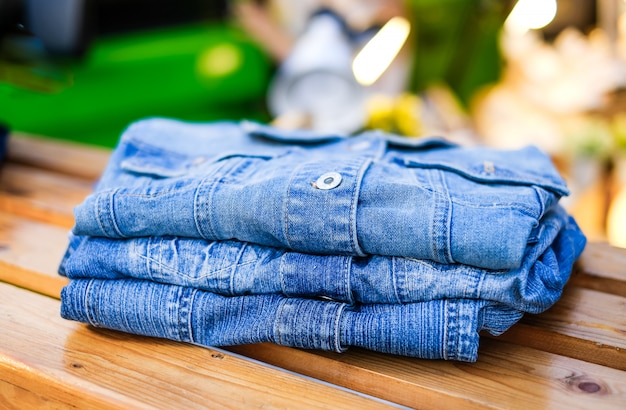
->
[
  {"left": 391, "top": 145, "right": 569, "bottom": 198},
  {"left": 118, "top": 122, "right": 350, "bottom": 179},
  {"left": 118, "top": 141, "right": 307, "bottom": 182}
]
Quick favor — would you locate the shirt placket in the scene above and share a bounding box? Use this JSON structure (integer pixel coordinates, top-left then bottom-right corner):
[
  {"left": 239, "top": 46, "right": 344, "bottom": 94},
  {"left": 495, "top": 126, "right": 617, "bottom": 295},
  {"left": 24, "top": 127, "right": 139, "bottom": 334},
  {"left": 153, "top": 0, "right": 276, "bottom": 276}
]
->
[{"left": 282, "top": 137, "right": 385, "bottom": 256}]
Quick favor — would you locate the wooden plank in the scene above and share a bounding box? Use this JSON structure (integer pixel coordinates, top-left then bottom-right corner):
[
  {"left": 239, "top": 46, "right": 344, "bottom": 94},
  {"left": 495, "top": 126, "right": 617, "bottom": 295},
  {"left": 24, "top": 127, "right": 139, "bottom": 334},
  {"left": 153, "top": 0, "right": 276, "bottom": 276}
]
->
[
  {"left": 570, "top": 242, "right": 626, "bottom": 298},
  {"left": 227, "top": 339, "right": 626, "bottom": 410},
  {"left": 495, "top": 286, "right": 626, "bottom": 371},
  {"left": 0, "top": 212, "right": 69, "bottom": 298},
  {"left": 0, "top": 163, "right": 93, "bottom": 228},
  {"left": 7, "top": 133, "right": 110, "bottom": 181},
  {"left": 574, "top": 241, "right": 626, "bottom": 281},
  {"left": 0, "top": 282, "right": 397, "bottom": 409}
]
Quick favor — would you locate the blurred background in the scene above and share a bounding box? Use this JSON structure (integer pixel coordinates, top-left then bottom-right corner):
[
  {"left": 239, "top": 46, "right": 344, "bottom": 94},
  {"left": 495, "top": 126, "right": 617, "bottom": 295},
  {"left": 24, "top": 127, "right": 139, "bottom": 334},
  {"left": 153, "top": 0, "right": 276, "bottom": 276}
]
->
[{"left": 1, "top": 0, "right": 625, "bottom": 247}]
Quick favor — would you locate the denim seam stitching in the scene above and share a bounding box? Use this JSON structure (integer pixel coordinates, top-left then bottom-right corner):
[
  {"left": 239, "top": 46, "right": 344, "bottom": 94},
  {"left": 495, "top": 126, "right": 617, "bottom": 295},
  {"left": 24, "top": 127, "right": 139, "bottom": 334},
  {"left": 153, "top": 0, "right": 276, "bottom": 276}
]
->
[
  {"left": 442, "top": 300, "right": 451, "bottom": 360},
  {"left": 532, "top": 185, "right": 546, "bottom": 218},
  {"left": 334, "top": 303, "right": 347, "bottom": 352},
  {"left": 143, "top": 237, "right": 154, "bottom": 282},
  {"left": 193, "top": 158, "right": 245, "bottom": 240},
  {"left": 136, "top": 251, "right": 259, "bottom": 283},
  {"left": 445, "top": 300, "right": 457, "bottom": 360},
  {"left": 84, "top": 279, "right": 98, "bottom": 327},
  {"left": 449, "top": 198, "right": 539, "bottom": 216},
  {"left": 400, "top": 175, "right": 539, "bottom": 214},
  {"left": 186, "top": 288, "right": 199, "bottom": 344},
  {"left": 473, "top": 271, "right": 487, "bottom": 301},
  {"left": 390, "top": 257, "right": 403, "bottom": 304},
  {"left": 349, "top": 158, "right": 370, "bottom": 257},
  {"left": 456, "top": 302, "right": 470, "bottom": 362},
  {"left": 97, "top": 189, "right": 126, "bottom": 238},
  {"left": 403, "top": 162, "right": 541, "bottom": 216},
  {"left": 114, "top": 183, "right": 198, "bottom": 198},
  {"left": 460, "top": 302, "right": 479, "bottom": 362},
  {"left": 439, "top": 170, "right": 454, "bottom": 264},
  {"left": 197, "top": 172, "right": 226, "bottom": 240},
  {"left": 282, "top": 164, "right": 300, "bottom": 250},
  {"left": 229, "top": 242, "right": 249, "bottom": 296},
  {"left": 429, "top": 170, "right": 454, "bottom": 264},
  {"left": 278, "top": 252, "right": 289, "bottom": 297},
  {"left": 273, "top": 298, "right": 288, "bottom": 346},
  {"left": 194, "top": 178, "right": 217, "bottom": 240},
  {"left": 344, "top": 257, "right": 354, "bottom": 305},
  {"left": 120, "top": 282, "right": 133, "bottom": 333},
  {"left": 399, "top": 157, "right": 565, "bottom": 195}
]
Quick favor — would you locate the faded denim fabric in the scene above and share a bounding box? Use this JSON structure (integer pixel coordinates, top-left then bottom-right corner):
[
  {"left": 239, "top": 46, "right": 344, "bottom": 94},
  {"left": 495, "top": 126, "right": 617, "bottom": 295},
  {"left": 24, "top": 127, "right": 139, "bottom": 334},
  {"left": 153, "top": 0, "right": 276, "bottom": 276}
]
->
[
  {"left": 60, "top": 205, "right": 585, "bottom": 314},
  {"left": 59, "top": 117, "right": 586, "bottom": 362},
  {"left": 72, "top": 118, "right": 569, "bottom": 270},
  {"left": 60, "top": 278, "right": 523, "bottom": 362}
]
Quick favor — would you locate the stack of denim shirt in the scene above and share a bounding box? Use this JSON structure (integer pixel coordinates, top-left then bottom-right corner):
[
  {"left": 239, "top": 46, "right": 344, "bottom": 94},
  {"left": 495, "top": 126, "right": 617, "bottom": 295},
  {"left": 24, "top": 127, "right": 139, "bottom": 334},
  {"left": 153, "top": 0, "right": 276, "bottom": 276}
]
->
[{"left": 58, "top": 118, "right": 587, "bottom": 362}]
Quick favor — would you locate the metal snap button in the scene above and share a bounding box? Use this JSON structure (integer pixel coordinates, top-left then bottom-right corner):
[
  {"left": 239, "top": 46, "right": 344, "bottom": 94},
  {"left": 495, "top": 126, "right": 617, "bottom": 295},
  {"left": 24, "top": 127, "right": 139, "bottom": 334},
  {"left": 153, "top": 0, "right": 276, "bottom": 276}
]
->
[{"left": 314, "top": 172, "right": 342, "bottom": 190}]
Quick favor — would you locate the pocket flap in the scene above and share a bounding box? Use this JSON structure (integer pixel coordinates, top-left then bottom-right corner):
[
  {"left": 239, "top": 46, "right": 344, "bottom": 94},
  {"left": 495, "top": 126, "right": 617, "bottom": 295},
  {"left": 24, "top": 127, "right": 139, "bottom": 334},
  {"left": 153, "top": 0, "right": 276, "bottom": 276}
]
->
[
  {"left": 395, "top": 145, "right": 569, "bottom": 196},
  {"left": 120, "top": 142, "right": 195, "bottom": 178}
]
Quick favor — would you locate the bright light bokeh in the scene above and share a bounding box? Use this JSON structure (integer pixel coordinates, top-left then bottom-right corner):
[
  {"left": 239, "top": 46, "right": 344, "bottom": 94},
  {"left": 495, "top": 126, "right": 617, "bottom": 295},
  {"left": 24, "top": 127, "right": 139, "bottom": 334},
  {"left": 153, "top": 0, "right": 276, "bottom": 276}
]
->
[
  {"left": 197, "top": 43, "right": 242, "bottom": 78},
  {"left": 352, "top": 16, "right": 410, "bottom": 86},
  {"left": 607, "top": 187, "right": 626, "bottom": 248},
  {"left": 506, "top": 0, "right": 557, "bottom": 33}
]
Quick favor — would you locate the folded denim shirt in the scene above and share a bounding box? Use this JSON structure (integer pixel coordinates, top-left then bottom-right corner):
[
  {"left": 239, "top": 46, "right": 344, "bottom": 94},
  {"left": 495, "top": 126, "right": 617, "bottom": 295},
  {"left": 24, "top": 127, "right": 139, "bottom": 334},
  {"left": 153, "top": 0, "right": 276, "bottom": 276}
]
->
[
  {"left": 72, "top": 118, "right": 569, "bottom": 270},
  {"left": 60, "top": 278, "right": 524, "bottom": 362},
  {"left": 60, "top": 118, "right": 586, "bottom": 362},
  {"left": 60, "top": 205, "right": 586, "bottom": 314}
]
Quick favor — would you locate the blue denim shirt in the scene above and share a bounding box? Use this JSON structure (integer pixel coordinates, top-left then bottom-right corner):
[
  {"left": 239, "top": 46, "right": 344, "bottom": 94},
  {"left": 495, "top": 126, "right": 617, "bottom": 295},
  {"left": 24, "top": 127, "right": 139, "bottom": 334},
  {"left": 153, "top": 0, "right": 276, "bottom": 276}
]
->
[
  {"left": 72, "top": 118, "right": 569, "bottom": 270},
  {"left": 61, "top": 278, "right": 523, "bottom": 361},
  {"left": 60, "top": 205, "right": 585, "bottom": 314}
]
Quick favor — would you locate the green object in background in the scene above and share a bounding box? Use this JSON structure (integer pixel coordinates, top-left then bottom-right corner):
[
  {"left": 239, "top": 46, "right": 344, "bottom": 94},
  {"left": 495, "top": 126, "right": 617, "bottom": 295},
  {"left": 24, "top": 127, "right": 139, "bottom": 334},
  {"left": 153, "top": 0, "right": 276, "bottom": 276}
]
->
[
  {"left": 407, "top": 0, "right": 508, "bottom": 106},
  {"left": 0, "top": 23, "right": 272, "bottom": 147}
]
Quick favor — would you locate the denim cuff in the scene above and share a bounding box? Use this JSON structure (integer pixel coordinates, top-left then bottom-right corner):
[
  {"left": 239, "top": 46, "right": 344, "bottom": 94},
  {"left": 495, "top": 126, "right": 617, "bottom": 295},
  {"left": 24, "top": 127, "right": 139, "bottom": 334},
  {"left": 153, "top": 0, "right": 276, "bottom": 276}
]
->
[
  {"left": 273, "top": 298, "right": 347, "bottom": 353},
  {"left": 280, "top": 252, "right": 354, "bottom": 304}
]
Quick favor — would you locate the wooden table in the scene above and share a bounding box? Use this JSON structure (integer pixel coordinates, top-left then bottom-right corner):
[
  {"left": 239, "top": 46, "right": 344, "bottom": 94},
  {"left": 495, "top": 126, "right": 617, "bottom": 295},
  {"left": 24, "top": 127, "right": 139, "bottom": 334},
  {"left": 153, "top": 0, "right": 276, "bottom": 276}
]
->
[{"left": 1, "top": 134, "right": 625, "bottom": 409}]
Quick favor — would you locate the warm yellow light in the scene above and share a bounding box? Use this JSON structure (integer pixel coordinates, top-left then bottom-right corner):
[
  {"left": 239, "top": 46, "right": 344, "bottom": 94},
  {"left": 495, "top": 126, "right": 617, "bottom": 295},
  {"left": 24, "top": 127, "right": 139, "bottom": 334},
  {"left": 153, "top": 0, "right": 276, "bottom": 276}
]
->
[
  {"left": 197, "top": 44, "right": 242, "bottom": 78},
  {"left": 352, "top": 16, "right": 410, "bottom": 86},
  {"left": 506, "top": 0, "right": 557, "bottom": 32},
  {"left": 607, "top": 186, "right": 626, "bottom": 248}
]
